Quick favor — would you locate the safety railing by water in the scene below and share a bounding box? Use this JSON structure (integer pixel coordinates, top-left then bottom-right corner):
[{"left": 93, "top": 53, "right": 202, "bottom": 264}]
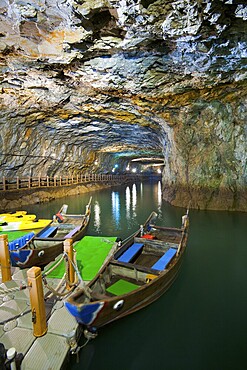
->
[{"left": 0, "top": 174, "right": 146, "bottom": 192}]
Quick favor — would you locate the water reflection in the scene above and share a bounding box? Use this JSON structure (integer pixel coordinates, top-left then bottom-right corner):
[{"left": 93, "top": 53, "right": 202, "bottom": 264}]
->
[
  {"left": 157, "top": 180, "right": 162, "bottom": 213},
  {"left": 132, "top": 184, "right": 137, "bottom": 215},
  {"left": 125, "top": 186, "right": 131, "bottom": 221},
  {"left": 94, "top": 201, "right": 101, "bottom": 233},
  {"left": 111, "top": 191, "right": 120, "bottom": 228},
  {"left": 140, "top": 182, "right": 143, "bottom": 197}
]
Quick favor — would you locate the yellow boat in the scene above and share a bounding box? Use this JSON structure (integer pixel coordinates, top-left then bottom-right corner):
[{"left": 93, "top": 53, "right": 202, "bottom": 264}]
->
[
  {"left": 0, "top": 218, "right": 52, "bottom": 231},
  {"left": 0, "top": 214, "right": 37, "bottom": 222},
  {"left": 0, "top": 211, "right": 27, "bottom": 218}
]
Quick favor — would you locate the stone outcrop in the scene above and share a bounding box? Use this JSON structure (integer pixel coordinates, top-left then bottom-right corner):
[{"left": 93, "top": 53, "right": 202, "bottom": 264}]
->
[{"left": 0, "top": 0, "right": 246, "bottom": 211}]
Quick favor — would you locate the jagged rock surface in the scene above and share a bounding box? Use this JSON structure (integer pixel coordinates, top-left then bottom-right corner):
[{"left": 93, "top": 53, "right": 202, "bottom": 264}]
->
[{"left": 0, "top": 0, "right": 246, "bottom": 210}]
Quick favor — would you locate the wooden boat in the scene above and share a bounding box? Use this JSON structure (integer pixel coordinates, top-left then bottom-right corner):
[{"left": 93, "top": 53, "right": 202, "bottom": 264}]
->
[
  {"left": 65, "top": 210, "right": 189, "bottom": 334},
  {"left": 9, "top": 197, "right": 92, "bottom": 268}
]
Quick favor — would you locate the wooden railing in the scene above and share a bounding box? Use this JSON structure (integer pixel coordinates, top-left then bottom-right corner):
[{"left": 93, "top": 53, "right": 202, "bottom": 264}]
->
[{"left": 0, "top": 174, "right": 146, "bottom": 192}]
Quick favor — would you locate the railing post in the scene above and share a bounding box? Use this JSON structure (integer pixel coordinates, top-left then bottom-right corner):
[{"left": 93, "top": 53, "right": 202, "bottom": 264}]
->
[
  {"left": 3, "top": 176, "right": 6, "bottom": 191},
  {"left": 60, "top": 176, "right": 62, "bottom": 186},
  {"left": 38, "top": 176, "right": 41, "bottom": 187},
  {"left": 54, "top": 176, "right": 56, "bottom": 187},
  {"left": 64, "top": 239, "right": 75, "bottom": 289},
  {"left": 28, "top": 176, "right": 31, "bottom": 189},
  {"left": 16, "top": 176, "right": 20, "bottom": 190},
  {"left": 27, "top": 266, "right": 47, "bottom": 337},
  {"left": 0, "top": 235, "right": 12, "bottom": 282},
  {"left": 47, "top": 176, "right": 49, "bottom": 187}
]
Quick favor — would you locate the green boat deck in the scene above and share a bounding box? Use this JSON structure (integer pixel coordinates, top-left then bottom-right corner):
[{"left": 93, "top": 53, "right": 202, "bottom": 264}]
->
[{"left": 47, "top": 236, "right": 117, "bottom": 280}]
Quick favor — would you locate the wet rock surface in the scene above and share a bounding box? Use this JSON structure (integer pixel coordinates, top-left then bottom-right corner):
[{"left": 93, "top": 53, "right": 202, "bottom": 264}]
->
[{"left": 0, "top": 0, "right": 246, "bottom": 211}]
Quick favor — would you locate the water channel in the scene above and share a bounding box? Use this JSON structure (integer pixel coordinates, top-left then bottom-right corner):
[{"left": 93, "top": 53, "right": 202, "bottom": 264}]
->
[{"left": 25, "top": 180, "right": 247, "bottom": 370}]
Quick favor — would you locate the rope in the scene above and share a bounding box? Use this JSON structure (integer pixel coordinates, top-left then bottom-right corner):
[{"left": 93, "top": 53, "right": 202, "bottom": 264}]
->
[
  {"left": 42, "top": 275, "right": 72, "bottom": 297},
  {"left": 42, "top": 254, "right": 65, "bottom": 278},
  {"left": 45, "top": 273, "right": 67, "bottom": 300},
  {"left": 0, "top": 283, "right": 27, "bottom": 296},
  {"left": 42, "top": 251, "right": 83, "bottom": 297},
  {"left": 73, "top": 338, "right": 90, "bottom": 363},
  {"left": 42, "top": 253, "right": 78, "bottom": 297},
  {"left": 64, "top": 251, "right": 92, "bottom": 299}
]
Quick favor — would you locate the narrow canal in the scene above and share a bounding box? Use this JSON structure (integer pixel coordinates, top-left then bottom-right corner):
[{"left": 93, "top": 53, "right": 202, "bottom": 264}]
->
[{"left": 25, "top": 180, "right": 247, "bottom": 370}]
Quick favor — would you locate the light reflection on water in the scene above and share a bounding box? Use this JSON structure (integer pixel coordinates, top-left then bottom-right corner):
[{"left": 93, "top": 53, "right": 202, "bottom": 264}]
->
[
  {"left": 93, "top": 201, "right": 101, "bottom": 233},
  {"left": 111, "top": 191, "right": 120, "bottom": 228},
  {"left": 125, "top": 186, "right": 131, "bottom": 222},
  {"left": 132, "top": 183, "right": 137, "bottom": 217},
  {"left": 157, "top": 180, "right": 162, "bottom": 212}
]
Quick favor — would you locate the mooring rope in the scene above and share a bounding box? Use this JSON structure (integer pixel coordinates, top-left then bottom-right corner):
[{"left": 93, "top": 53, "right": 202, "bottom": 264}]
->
[
  {"left": 0, "top": 283, "right": 27, "bottom": 296},
  {"left": 64, "top": 251, "right": 92, "bottom": 299},
  {"left": 42, "top": 275, "right": 71, "bottom": 297},
  {"left": 42, "top": 250, "right": 85, "bottom": 297},
  {"left": 42, "top": 254, "right": 65, "bottom": 278}
]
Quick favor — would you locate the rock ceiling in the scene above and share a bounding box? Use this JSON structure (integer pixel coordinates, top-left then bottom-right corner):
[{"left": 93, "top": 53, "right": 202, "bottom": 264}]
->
[{"left": 0, "top": 0, "right": 246, "bottom": 210}]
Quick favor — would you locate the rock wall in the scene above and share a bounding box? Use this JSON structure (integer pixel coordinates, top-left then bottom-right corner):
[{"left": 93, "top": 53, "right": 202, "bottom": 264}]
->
[{"left": 0, "top": 0, "right": 246, "bottom": 210}]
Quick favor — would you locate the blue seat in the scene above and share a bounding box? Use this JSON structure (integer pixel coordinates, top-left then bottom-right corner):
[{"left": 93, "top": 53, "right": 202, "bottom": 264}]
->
[
  {"left": 37, "top": 226, "right": 57, "bottom": 238},
  {"left": 8, "top": 232, "right": 35, "bottom": 250},
  {"left": 151, "top": 248, "right": 177, "bottom": 271},
  {"left": 117, "top": 243, "right": 143, "bottom": 263}
]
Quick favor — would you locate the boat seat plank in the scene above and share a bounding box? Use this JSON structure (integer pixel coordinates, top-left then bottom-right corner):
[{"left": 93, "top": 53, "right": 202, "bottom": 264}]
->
[
  {"left": 135, "top": 237, "right": 178, "bottom": 249},
  {"left": 64, "top": 225, "right": 81, "bottom": 238},
  {"left": 117, "top": 243, "right": 143, "bottom": 263},
  {"left": 110, "top": 259, "right": 160, "bottom": 275},
  {"left": 8, "top": 232, "right": 35, "bottom": 250},
  {"left": 151, "top": 248, "right": 177, "bottom": 271},
  {"left": 38, "top": 226, "right": 58, "bottom": 238}
]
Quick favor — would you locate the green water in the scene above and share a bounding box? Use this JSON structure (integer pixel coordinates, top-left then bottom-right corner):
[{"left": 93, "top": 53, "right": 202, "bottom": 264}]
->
[{"left": 24, "top": 180, "right": 247, "bottom": 370}]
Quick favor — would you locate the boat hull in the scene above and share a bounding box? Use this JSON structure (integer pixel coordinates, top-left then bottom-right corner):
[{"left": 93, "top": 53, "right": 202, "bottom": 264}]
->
[
  {"left": 65, "top": 249, "right": 184, "bottom": 328},
  {"left": 65, "top": 211, "right": 189, "bottom": 331},
  {"left": 10, "top": 241, "right": 64, "bottom": 268},
  {"left": 9, "top": 199, "right": 92, "bottom": 268}
]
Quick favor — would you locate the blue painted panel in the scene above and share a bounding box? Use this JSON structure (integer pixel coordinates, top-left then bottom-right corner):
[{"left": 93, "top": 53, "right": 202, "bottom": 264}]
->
[
  {"left": 117, "top": 243, "right": 143, "bottom": 263},
  {"left": 151, "top": 248, "right": 177, "bottom": 271},
  {"left": 8, "top": 232, "right": 35, "bottom": 250}
]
